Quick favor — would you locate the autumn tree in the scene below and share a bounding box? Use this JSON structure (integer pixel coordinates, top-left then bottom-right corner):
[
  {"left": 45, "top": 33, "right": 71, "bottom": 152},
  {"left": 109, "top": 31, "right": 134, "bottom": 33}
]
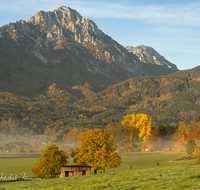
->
[
  {"left": 195, "top": 115, "right": 200, "bottom": 123},
  {"left": 172, "top": 121, "right": 199, "bottom": 152},
  {"left": 32, "top": 144, "right": 68, "bottom": 178},
  {"left": 185, "top": 128, "right": 200, "bottom": 148},
  {"left": 64, "top": 127, "right": 83, "bottom": 143},
  {"left": 121, "top": 113, "right": 152, "bottom": 151},
  {"left": 105, "top": 123, "right": 128, "bottom": 154},
  {"left": 172, "top": 122, "right": 188, "bottom": 151},
  {"left": 71, "top": 129, "right": 121, "bottom": 174}
]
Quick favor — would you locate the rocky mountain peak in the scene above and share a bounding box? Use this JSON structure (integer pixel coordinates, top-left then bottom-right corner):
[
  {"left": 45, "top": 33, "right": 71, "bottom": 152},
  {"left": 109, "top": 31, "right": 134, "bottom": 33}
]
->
[
  {"left": 0, "top": 6, "right": 178, "bottom": 91},
  {"left": 8, "top": 6, "right": 110, "bottom": 65},
  {"left": 126, "top": 45, "right": 178, "bottom": 70},
  {"left": 26, "top": 6, "right": 105, "bottom": 44}
]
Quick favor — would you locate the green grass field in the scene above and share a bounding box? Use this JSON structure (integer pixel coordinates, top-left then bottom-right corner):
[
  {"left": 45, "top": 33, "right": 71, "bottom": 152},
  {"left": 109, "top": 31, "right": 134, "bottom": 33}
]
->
[
  {"left": 0, "top": 153, "right": 40, "bottom": 177},
  {"left": 0, "top": 152, "right": 200, "bottom": 189}
]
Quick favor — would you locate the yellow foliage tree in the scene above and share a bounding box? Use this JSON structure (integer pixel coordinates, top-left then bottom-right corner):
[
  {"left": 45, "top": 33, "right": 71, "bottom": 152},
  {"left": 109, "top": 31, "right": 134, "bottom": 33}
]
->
[
  {"left": 121, "top": 113, "right": 152, "bottom": 151},
  {"left": 32, "top": 144, "right": 68, "bottom": 178},
  {"left": 71, "top": 129, "right": 121, "bottom": 174}
]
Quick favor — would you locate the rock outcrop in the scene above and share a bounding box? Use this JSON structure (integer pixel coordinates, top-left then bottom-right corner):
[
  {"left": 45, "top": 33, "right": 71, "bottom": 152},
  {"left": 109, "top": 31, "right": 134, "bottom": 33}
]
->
[{"left": 126, "top": 45, "right": 178, "bottom": 70}]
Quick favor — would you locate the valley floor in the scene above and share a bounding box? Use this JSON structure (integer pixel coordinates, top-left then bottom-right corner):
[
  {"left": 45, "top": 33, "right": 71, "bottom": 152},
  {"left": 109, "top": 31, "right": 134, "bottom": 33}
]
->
[{"left": 0, "top": 152, "right": 200, "bottom": 189}]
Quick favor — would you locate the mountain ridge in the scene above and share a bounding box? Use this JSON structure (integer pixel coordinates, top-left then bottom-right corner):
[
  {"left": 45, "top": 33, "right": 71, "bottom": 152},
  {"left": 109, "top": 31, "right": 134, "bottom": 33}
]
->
[
  {"left": 0, "top": 66, "right": 199, "bottom": 135},
  {"left": 0, "top": 6, "right": 178, "bottom": 96}
]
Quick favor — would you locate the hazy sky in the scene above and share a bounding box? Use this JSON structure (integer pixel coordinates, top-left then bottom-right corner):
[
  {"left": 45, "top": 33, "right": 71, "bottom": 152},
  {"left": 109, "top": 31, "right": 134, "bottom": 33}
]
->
[{"left": 1, "top": 0, "right": 200, "bottom": 70}]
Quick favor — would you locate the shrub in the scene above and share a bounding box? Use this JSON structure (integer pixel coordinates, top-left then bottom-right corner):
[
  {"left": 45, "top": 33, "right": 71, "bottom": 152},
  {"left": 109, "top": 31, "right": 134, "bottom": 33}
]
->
[{"left": 186, "top": 140, "right": 196, "bottom": 155}]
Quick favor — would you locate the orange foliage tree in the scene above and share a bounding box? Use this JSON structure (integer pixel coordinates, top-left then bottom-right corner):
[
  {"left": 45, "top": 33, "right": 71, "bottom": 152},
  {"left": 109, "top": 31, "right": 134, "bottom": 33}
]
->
[
  {"left": 186, "top": 128, "right": 200, "bottom": 148},
  {"left": 63, "top": 127, "right": 83, "bottom": 143},
  {"left": 32, "top": 144, "right": 68, "bottom": 178},
  {"left": 172, "top": 121, "right": 200, "bottom": 152},
  {"left": 171, "top": 122, "right": 188, "bottom": 151},
  {"left": 71, "top": 129, "right": 121, "bottom": 174}
]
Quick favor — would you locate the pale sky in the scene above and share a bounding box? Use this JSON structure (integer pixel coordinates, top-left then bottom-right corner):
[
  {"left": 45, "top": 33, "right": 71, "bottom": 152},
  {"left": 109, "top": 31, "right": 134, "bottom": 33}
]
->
[{"left": 1, "top": 0, "right": 200, "bottom": 70}]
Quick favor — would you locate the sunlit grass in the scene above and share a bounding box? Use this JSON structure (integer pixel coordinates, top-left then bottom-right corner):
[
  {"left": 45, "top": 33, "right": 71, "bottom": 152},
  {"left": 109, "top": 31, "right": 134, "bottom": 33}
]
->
[
  {"left": 1, "top": 152, "right": 199, "bottom": 189},
  {"left": 97, "top": 152, "right": 188, "bottom": 173},
  {"left": 1, "top": 164, "right": 200, "bottom": 190}
]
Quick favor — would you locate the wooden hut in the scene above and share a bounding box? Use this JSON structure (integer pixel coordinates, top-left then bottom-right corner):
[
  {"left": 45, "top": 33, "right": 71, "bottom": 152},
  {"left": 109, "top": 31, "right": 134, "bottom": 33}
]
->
[{"left": 60, "top": 165, "right": 91, "bottom": 178}]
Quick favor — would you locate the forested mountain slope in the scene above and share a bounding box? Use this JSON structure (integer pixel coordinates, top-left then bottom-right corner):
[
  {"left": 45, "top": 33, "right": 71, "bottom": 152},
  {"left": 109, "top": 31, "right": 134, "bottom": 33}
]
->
[{"left": 0, "top": 66, "right": 199, "bottom": 138}]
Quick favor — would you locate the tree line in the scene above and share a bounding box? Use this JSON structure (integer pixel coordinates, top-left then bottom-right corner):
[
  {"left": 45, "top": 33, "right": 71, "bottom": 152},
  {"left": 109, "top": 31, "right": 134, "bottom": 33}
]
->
[
  {"left": 1, "top": 113, "right": 200, "bottom": 155},
  {"left": 31, "top": 113, "right": 200, "bottom": 178}
]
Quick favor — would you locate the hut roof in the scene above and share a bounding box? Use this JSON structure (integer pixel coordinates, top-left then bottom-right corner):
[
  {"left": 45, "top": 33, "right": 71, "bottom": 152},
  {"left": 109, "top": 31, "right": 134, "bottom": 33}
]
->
[{"left": 61, "top": 165, "right": 91, "bottom": 167}]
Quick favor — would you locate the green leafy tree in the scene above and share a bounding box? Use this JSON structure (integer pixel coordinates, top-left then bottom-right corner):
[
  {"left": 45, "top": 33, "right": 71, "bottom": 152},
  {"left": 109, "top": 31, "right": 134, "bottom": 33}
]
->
[
  {"left": 32, "top": 144, "right": 68, "bottom": 178},
  {"left": 71, "top": 129, "right": 121, "bottom": 174},
  {"left": 186, "top": 140, "right": 196, "bottom": 155}
]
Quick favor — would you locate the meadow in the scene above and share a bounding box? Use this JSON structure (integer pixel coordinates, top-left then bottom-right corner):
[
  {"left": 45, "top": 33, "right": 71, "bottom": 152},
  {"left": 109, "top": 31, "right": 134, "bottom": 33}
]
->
[
  {"left": 0, "top": 152, "right": 200, "bottom": 189},
  {"left": 0, "top": 157, "right": 39, "bottom": 177}
]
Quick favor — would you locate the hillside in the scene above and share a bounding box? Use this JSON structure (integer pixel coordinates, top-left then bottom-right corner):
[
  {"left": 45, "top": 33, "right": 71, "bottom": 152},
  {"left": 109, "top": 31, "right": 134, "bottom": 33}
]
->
[
  {"left": 0, "top": 6, "right": 177, "bottom": 96},
  {"left": 0, "top": 66, "right": 199, "bottom": 139},
  {"left": 69, "top": 66, "right": 200, "bottom": 127}
]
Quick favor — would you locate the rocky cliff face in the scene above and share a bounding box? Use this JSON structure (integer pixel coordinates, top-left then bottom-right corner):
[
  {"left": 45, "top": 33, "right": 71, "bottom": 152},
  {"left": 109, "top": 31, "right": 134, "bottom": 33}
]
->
[
  {"left": 126, "top": 45, "right": 178, "bottom": 70},
  {"left": 28, "top": 6, "right": 105, "bottom": 43},
  {"left": 4, "top": 7, "right": 135, "bottom": 75},
  {"left": 0, "top": 6, "right": 178, "bottom": 96}
]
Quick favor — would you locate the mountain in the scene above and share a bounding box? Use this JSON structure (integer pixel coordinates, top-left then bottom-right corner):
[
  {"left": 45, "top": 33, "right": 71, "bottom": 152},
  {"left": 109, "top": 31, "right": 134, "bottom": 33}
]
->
[
  {"left": 0, "top": 6, "right": 177, "bottom": 96},
  {"left": 126, "top": 45, "right": 178, "bottom": 70},
  {"left": 0, "top": 66, "right": 199, "bottom": 137}
]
